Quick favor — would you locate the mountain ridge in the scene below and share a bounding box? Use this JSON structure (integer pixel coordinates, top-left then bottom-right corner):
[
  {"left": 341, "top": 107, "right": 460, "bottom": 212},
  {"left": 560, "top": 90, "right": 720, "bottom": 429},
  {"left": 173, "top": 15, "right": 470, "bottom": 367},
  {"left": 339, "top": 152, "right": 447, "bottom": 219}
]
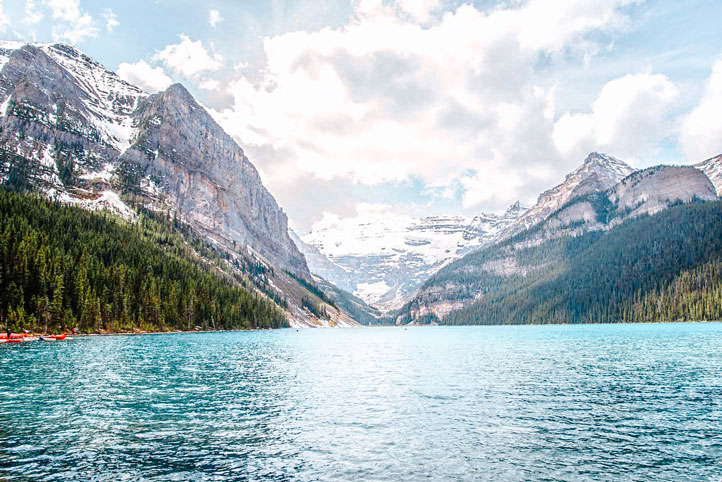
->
[
  {"left": 696, "top": 153, "right": 722, "bottom": 195},
  {"left": 499, "top": 152, "right": 636, "bottom": 241},
  {"left": 398, "top": 162, "right": 719, "bottom": 324}
]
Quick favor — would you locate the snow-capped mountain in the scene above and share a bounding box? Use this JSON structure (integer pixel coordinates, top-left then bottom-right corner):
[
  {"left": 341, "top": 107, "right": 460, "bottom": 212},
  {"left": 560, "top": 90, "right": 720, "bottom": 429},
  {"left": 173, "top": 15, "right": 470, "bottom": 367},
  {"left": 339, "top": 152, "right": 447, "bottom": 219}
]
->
[
  {"left": 299, "top": 203, "right": 527, "bottom": 311},
  {"left": 0, "top": 41, "right": 354, "bottom": 328},
  {"left": 0, "top": 41, "right": 308, "bottom": 278},
  {"left": 0, "top": 42, "right": 145, "bottom": 153},
  {"left": 500, "top": 152, "right": 636, "bottom": 240},
  {"left": 696, "top": 154, "right": 722, "bottom": 196}
]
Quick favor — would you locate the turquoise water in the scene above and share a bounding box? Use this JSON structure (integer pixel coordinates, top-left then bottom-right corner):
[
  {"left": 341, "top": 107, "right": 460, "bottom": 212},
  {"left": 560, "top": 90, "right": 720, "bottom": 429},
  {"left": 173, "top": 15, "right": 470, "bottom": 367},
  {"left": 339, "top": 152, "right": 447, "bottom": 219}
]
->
[{"left": 1, "top": 324, "right": 721, "bottom": 480}]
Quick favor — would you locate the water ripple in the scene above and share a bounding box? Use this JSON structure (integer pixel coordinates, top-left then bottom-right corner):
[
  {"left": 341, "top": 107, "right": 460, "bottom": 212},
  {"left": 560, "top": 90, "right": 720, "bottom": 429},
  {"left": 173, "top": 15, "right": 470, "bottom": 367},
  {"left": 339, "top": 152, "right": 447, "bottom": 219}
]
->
[{"left": 1, "top": 324, "right": 722, "bottom": 480}]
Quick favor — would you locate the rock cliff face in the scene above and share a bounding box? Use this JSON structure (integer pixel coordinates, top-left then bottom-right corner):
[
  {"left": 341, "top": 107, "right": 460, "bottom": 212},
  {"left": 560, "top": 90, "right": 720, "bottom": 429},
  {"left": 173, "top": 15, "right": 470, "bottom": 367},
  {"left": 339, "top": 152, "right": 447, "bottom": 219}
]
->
[
  {"left": 121, "top": 84, "right": 309, "bottom": 278},
  {"left": 0, "top": 41, "right": 310, "bottom": 281},
  {"left": 521, "top": 165, "right": 718, "bottom": 244},
  {"left": 610, "top": 166, "right": 718, "bottom": 216}
]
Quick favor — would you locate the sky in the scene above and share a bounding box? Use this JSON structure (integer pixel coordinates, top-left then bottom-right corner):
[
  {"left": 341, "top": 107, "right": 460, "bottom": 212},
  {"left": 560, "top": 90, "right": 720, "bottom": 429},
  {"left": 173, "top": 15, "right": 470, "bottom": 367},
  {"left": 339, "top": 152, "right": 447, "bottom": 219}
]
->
[{"left": 2, "top": 0, "right": 722, "bottom": 233}]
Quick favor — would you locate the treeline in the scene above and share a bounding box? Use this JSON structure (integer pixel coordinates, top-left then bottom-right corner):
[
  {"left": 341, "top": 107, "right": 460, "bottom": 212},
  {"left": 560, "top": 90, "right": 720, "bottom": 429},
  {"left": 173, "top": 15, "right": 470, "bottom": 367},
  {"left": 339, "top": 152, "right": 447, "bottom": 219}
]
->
[
  {"left": 434, "top": 200, "right": 722, "bottom": 324},
  {"left": 0, "top": 190, "right": 287, "bottom": 333}
]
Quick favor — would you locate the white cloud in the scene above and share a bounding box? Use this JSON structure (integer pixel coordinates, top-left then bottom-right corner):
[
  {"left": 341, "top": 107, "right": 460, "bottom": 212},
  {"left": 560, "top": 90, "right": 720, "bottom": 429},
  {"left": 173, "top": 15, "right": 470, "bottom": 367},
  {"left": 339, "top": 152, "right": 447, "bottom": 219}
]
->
[
  {"left": 307, "top": 203, "right": 414, "bottom": 257},
  {"left": 395, "top": 0, "right": 439, "bottom": 24},
  {"left": 117, "top": 60, "right": 173, "bottom": 94},
  {"left": 46, "top": 0, "right": 80, "bottom": 20},
  {"left": 680, "top": 57, "right": 722, "bottom": 162},
  {"left": 24, "top": 0, "right": 43, "bottom": 25},
  {"left": 45, "top": 0, "right": 98, "bottom": 43},
  {"left": 0, "top": 0, "right": 9, "bottom": 32},
  {"left": 102, "top": 8, "right": 119, "bottom": 33},
  {"left": 553, "top": 73, "right": 679, "bottom": 162},
  {"left": 198, "top": 78, "right": 220, "bottom": 91},
  {"left": 154, "top": 34, "right": 223, "bottom": 78},
  {"left": 209, "top": 9, "right": 223, "bottom": 28},
  {"left": 211, "top": 0, "right": 634, "bottom": 220}
]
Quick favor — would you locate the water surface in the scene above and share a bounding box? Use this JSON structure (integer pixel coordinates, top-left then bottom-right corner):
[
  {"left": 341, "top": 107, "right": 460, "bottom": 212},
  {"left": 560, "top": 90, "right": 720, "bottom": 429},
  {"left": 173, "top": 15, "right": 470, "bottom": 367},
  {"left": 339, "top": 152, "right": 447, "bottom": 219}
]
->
[{"left": 2, "top": 324, "right": 722, "bottom": 480}]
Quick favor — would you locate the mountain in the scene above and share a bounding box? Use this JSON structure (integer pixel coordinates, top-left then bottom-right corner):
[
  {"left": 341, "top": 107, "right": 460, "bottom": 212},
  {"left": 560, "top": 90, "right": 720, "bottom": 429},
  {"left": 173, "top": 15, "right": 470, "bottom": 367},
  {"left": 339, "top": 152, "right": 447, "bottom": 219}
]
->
[
  {"left": 299, "top": 203, "right": 527, "bottom": 312},
  {"left": 0, "top": 41, "right": 351, "bottom": 328},
  {"left": 410, "top": 199, "right": 722, "bottom": 325},
  {"left": 312, "top": 276, "right": 382, "bottom": 325},
  {"left": 399, "top": 164, "right": 719, "bottom": 324},
  {"left": 289, "top": 229, "right": 356, "bottom": 293},
  {"left": 0, "top": 42, "right": 308, "bottom": 279},
  {"left": 500, "top": 152, "right": 635, "bottom": 240},
  {"left": 696, "top": 154, "right": 722, "bottom": 196},
  {"left": 519, "top": 165, "right": 718, "bottom": 244}
]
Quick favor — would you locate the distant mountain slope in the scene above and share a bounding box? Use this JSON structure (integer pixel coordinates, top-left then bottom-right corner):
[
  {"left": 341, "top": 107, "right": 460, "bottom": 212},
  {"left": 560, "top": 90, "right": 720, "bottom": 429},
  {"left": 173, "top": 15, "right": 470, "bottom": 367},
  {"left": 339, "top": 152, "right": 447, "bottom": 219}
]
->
[
  {"left": 300, "top": 203, "right": 527, "bottom": 312},
  {"left": 400, "top": 165, "right": 720, "bottom": 324},
  {"left": 438, "top": 200, "right": 722, "bottom": 324},
  {"left": 313, "top": 276, "right": 382, "bottom": 325}
]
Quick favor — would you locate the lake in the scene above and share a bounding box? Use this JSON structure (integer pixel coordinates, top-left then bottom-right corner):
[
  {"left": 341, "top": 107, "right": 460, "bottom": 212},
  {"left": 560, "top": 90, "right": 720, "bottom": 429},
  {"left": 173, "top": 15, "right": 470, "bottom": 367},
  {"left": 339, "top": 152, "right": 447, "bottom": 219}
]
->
[{"left": 1, "top": 324, "right": 721, "bottom": 480}]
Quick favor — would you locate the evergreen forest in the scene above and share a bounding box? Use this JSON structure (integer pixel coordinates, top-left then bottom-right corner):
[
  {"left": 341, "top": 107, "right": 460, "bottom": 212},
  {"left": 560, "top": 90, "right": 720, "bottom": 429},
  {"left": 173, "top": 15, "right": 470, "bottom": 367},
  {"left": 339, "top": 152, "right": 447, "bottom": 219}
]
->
[
  {"left": 420, "top": 200, "right": 722, "bottom": 324},
  {"left": 0, "top": 189, "right": 288, "bottom": 333}
]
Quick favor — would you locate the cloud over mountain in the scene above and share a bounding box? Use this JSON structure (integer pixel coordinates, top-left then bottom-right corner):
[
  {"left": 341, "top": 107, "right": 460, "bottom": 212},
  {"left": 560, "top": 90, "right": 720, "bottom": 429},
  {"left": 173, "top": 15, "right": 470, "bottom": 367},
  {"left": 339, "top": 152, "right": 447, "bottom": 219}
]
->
[{"left": 208, "top": 0, "right": 639, "bottom": 229}]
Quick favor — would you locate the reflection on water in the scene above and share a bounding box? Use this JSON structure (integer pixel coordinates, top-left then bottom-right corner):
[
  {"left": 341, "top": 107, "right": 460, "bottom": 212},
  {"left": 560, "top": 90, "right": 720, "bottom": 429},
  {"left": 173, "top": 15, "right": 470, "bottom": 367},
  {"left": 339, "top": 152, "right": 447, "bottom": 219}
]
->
[{"left": 1, "top": 324, "right": 722, "bottom": 480}]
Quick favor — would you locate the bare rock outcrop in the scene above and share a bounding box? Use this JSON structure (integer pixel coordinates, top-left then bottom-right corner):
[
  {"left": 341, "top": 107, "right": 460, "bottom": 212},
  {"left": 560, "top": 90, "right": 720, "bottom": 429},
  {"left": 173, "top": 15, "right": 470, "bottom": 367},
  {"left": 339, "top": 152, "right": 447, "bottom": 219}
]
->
[{"left": 610, "top": 166, "right": 718, "bottom": 217}]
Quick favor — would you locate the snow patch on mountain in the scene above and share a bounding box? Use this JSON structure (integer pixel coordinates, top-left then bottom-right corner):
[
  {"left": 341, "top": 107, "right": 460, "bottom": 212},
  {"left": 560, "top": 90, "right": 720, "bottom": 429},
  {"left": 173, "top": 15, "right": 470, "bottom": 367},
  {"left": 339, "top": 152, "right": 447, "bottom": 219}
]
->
[
  {"left": 300, "top": 202, "right": 527, "bottom": 311},
  {"left": 696, "top": 154, "right": 722, "bottom": 196},
  {"left": 0, "top": 42, "right": 146, "bottom": 152},
  {"left": 38, "top": 44, "right": 146, "bottom": 152}
]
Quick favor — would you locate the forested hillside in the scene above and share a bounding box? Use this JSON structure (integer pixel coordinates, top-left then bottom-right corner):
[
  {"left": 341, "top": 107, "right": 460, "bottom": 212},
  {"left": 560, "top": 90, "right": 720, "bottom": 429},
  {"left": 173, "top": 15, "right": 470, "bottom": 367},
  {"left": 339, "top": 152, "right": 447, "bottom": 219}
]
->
[
  {"left": 0, "top": 190, "right": 287, "bottom": 333},
  {"left": 408, "top": 200, "right": 722, "bottom": 324}
]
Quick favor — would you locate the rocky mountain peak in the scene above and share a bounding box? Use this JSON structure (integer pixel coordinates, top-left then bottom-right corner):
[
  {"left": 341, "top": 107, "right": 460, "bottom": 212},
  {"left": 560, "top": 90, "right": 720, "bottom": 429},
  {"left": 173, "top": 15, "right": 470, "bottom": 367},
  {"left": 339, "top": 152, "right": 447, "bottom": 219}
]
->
[
  {"left": 162, "top": 82, "right": 194, "bottom": 101},
  {"left": 503, "top": 201, "right": 527, "bottom": 219},
  {"left": 584, "top": 151, "right": 615, "bottom": 164},
  {"left": 501, "top": 152, "right": 635, "bottom": 241},
  {"left": 573, "top": 152, "right": 634, "bottom": 185}
]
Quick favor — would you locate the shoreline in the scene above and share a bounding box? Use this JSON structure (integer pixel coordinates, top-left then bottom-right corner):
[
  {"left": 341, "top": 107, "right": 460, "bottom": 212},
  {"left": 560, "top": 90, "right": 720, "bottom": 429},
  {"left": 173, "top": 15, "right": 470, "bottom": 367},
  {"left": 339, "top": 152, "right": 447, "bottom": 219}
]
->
[
  {"left": 72, "top": 327, "right": 278, "bottom": 337},
  {"left": 7, "top": 320, "right": 720, "bottom": 340},
  {"left": 61, "top": 319, "right": 722, "bottom": 337}
]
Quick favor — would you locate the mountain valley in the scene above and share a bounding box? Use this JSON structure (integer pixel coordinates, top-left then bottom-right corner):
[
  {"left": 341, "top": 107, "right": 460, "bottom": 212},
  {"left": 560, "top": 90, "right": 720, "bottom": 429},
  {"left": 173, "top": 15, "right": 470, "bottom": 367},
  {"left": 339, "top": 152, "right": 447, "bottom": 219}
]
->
[{"left": 2, "top": 40, "right": 722, "bottom": 329}]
